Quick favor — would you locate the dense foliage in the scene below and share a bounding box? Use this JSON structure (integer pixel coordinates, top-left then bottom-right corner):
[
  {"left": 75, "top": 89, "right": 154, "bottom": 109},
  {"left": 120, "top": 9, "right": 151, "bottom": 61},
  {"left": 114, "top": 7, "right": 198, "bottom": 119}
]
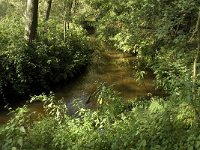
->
[
  {"left": 87, "top": 0, "right": 200, "bottom": 112},
  {"left": 89, "top": 0, "right": 200, "bottom": 94},
  {"left": 0, "top": 86, "right": 200, "bottom": 150},
  {"left": 1, "top": 0, "right": 200, "bottom": 149},
  {"left": 0, "top": 10, "right": 91, "bottom": 104}
]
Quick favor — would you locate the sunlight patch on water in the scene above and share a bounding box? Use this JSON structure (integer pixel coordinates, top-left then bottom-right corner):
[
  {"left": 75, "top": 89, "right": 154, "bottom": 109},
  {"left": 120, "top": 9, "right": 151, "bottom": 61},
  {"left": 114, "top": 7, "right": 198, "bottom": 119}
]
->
[{"left": 54, "top": 46, "right": 155, "bottom": 105}]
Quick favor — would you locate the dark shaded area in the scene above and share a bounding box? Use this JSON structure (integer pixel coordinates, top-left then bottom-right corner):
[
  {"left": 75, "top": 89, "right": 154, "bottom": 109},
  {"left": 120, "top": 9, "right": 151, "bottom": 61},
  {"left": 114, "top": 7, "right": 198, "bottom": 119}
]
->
[{"left": 81, "top": 21, "right": 96, "bottom": 35}]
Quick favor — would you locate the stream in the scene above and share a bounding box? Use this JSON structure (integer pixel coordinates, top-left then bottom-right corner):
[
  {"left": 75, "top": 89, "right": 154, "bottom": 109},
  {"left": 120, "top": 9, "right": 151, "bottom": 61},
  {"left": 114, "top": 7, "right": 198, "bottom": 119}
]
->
[{"left": 0, "top": 41, "right": 156, "bottom": 124}]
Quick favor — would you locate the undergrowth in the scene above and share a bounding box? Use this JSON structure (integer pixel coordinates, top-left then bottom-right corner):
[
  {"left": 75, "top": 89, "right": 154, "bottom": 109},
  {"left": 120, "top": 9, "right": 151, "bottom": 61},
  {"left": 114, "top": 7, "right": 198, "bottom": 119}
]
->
[
  {"left": 0, "top": 15, "right": 91, "bottom": 104},
  {"left": 0, "top": 86, "right": 200, "bottom": 150}
]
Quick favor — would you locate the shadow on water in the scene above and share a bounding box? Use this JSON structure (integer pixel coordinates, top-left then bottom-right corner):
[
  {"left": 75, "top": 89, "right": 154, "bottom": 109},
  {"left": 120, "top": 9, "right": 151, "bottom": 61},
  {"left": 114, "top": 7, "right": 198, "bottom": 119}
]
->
[
  {"left": 0, "top": 39, "right": 158, "bottom": 124},
  {"left": 54, "top": 41, "right": 156, "bottom": 114}
]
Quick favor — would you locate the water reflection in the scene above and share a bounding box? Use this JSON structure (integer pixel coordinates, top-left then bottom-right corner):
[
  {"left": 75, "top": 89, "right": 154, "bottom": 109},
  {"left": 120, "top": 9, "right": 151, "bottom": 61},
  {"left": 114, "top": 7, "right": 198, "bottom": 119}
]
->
[
  {"left": 0, "top": 43, "right": 156, "bottom": 124},
  {"left": 55, "top": 45, "right": 155, "bottom": 105}
]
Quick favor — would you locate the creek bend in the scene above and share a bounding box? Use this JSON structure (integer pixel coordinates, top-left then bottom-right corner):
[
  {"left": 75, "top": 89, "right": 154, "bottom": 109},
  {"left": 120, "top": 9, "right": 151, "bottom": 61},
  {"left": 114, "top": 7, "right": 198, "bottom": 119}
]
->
[{"left": 0, "top": 42, "right": 156, "bottom": 124}]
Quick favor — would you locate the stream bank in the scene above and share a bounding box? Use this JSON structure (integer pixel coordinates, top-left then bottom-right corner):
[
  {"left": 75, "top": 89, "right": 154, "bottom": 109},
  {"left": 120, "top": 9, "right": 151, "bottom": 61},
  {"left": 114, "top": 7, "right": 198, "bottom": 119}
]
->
[{"left": 0, "top": 39, "right": 157, "bottom": 124}]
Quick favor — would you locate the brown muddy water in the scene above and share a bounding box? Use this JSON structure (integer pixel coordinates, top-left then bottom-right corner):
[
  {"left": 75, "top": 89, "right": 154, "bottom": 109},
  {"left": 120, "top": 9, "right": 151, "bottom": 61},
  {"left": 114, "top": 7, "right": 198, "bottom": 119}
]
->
[{"left": 0, "top": 42, "right": 156, "bottom": 124}]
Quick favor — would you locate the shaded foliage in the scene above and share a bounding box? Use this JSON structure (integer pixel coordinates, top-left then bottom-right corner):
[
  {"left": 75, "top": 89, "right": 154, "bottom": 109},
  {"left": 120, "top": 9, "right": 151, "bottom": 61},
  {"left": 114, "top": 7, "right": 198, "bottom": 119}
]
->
[
  {"left": 87, "top": 0, "right": 200, "bottom": 103},
  {"left": 1, "top": 0, "right": 200, "bottom": 149},
  {"left": 0, "top": 15, "right": 91, "bottom": 105},
  {"left": 0, "top": 87, "right": 200, "bottom": 149}
]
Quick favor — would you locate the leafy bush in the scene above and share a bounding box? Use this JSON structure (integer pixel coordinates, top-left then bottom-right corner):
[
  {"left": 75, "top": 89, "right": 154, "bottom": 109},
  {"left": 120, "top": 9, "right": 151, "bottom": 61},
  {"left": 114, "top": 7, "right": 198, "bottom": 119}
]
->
[
  {"left": 0, "top": 15, "right": 91, "bottom": 104},
  {"left": 90, "top": 0, "right": 200, "bottom": 109},
  {"left": 1, "top": 87, "right": 200, "bottom": 150}
]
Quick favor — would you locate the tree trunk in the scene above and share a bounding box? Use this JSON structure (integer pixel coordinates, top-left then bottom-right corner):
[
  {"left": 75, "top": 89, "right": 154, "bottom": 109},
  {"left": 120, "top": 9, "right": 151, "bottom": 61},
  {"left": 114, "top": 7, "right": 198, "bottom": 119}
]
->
[
  {"left": 192, "top": 8, "right": 200, "bottom": 123},
  {"left": 25, "top": 0, "right": 39, "bottom": 43},
  {"left": 63, "top": 0, "right": 74, "bottom": 40},
  {"left": 67, "top": 0, "right": 73, "bottom": 29},
  {"left": 44, "top": 0, "right": 52, "bottom": 21},
  {"left": 192, "top": 8, "right": 200, "bottom": 101}
]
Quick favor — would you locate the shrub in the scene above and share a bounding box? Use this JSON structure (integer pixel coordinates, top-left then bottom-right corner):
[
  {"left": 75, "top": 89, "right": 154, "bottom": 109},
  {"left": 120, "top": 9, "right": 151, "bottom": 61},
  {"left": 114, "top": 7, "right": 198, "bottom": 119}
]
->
[
  {"left": 1, "top": 87, "right": 200, "bottom": 149},
  {"left": 0, "top": 15, "right": 91, "bottom": 104}
]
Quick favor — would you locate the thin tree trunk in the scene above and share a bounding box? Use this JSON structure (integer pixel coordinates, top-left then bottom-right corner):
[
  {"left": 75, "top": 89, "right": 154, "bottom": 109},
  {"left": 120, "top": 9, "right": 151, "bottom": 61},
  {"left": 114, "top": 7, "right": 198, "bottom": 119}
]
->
[
  {"left": 44, "top": 0, "right": 52, "bottom": 21},
  {"left": 193, "top": 8, "right": 200, "bottom": 101},
  {"left": 25, "top": 0, "right": 39, "bottom": 43},
  {"left": 67, "top": 1, "right": 73, "bottom": 29},
  {"left": 192, "top": 8, "right": 200, "bottom": 123},
  {"left": 63, "top": 0, "right": 74, "bottom": 40}
]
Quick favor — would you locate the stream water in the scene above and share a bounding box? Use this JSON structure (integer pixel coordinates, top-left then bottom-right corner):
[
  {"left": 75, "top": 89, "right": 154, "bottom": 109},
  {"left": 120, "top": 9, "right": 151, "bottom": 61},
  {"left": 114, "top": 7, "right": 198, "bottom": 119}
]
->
[{"left": 0, "top": 41, "right": 156, "bottom": 124}]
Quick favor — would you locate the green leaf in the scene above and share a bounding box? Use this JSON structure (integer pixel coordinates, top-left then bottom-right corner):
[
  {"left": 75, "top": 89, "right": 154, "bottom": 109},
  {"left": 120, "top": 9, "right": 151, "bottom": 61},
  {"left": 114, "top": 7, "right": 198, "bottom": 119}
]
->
[
  {"left": 12, "top": 147, "right": 17, "bottom": 150},
  {"left": 19, "top": 126, "right": 25, "bottom": 133},
  {"left": 149, "top": 100, "right": 163, "bottom": 113},
  {"left": 17, "top": 138, "right": 23, "bottom": 147}
]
